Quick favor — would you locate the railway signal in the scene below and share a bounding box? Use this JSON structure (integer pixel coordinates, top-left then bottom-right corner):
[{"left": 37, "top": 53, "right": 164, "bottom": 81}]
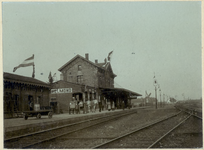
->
[{"left": 145, "top": 91, "right": 151, "bottom": 106}]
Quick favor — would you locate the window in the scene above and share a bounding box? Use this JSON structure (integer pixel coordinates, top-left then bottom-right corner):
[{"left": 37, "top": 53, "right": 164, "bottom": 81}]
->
[
  {"left": 68, "top": 72, "right": 72, "bottom": 82},
  {"left": 78, "top": 65, "right": 82, "bottom": 71},
  {"left": 77, "top": 66, "right": 83, "bottom": 83},
  {"left": 77, "top": 76, "right": 83, "bottom": 83},
  {"left": 60, "top": 74, "right": 64, "bottom": 80}
]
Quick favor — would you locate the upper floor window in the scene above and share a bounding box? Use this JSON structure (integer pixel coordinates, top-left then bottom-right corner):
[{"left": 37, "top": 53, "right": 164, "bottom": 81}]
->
[
  {"left": 77, "top": 76, "right": 83, "bottom": 83},
  {"left": 78, "top": 65, "right": 82, "bottom": 71},
  {"left": 67, "top": 72, "right": 73, "bottom": 82}
]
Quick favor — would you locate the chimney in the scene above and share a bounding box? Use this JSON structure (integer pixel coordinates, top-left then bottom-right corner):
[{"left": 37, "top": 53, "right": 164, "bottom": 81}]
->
[
  {"left": 85, "top": 53, "right": 89, "bottom": 60},
  {"left": 95, "top": 59, "right": 98, "bottom": 64}
]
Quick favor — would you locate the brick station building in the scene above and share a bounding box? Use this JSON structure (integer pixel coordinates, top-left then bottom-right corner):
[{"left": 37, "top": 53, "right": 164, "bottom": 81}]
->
[{"left": 51, "top": 53, "right": 142, "bottom": 113}]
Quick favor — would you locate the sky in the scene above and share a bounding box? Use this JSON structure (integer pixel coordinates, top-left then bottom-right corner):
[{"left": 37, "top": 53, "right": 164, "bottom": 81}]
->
[{"left": 2, "top": 1, "right": 202, "bottom": 100}]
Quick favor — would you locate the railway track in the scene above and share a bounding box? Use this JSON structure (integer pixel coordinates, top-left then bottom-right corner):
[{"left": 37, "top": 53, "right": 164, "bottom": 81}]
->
[
  {"left": 175, "top": 106, "right": 202, "bottom": 119},
  {"left": 92, "top": 111, "right": 190, "bottom": 148},
  {"left": 4, "top": 109, "right": 139, "bottom": 148},
  {"left": 151, "top": 114, "right": 202, "bottom": 148},
  {"left": 92, "top": 108, "right": 202, "bottom": 149},
  {"left": 5, "top": 107, "right": 200, "bottom": 149},
  {"left": 29, "top": 110, "right": 184, "bottom": 149}
]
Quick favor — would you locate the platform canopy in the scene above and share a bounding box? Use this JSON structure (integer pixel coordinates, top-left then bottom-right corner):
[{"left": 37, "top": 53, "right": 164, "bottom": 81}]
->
[
  {"left": 99, "top": 87, "right": 142, "bottom": 97},
  {"left": 4, "top": 72, "right": 50, "bottom": 88}
]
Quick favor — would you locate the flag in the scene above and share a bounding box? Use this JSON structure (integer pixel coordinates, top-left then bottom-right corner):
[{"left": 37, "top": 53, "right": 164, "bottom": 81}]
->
[
  {"left": 107, "top": 51, "right": 113, "bottom": 61},
  {"left": 13, "top": 54, "right": 34, "bottom": 72}
]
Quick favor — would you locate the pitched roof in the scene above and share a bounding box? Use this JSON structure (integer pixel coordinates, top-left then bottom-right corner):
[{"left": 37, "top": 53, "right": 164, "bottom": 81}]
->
[
  {"left": 4, "top": 72, "right": 50, "bottom": 87},
  {"left": 97, "top": 63, "right": 105, "bottom": 67},
  {"left": 58, "top": 54, "right": 102, "bottom": 71},
  {"left": 58, "top": 54, "right": 117, "bottom": 76}
]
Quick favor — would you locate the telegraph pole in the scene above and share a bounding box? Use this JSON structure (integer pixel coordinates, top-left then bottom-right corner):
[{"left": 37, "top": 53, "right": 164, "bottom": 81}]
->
[
  {"left": 155, "top": 86, "right": 157, "bottom": 109},
  {"left": 153, "top": 73, "right": 158, "bottom": 109},
  {"left": 159, "top": 89, "right": 161, "bottom": 108},
  {"left": 163, "top": 94, "right": 165, "bottom": 107}
]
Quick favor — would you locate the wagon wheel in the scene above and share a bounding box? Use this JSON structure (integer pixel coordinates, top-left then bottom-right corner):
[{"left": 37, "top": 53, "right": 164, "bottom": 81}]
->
[
  {"left": 48, "top": 112, "right": 53, "bottom": 119},
  {"left": 36, "top": 113, "right": 41, "bottom": 119},
  {"left": 23, "top": 113, "right": 28, "bottom": 120}
]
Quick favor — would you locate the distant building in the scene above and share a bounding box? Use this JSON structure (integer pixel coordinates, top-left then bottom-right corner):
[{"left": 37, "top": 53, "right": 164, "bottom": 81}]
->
[{"left": 131, "top": 97, "right": 156, "bottom": 107}]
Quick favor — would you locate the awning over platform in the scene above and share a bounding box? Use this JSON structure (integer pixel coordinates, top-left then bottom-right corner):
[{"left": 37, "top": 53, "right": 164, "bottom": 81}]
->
[{"left": 99, "top": 87, "right": 142, "bottom": 97}]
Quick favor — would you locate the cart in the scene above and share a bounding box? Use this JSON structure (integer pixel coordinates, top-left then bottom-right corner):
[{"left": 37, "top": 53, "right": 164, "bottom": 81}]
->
[{"left": 23, "top": 109, "right": 53, "bottom": 120}]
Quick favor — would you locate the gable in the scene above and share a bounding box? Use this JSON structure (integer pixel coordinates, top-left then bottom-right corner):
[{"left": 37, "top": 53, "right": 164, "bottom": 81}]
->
[
  {"left": 106, "top": 63, "right": 117, "bottom": 78},
  {"left": 58, "top": 54, "right": 103, "bottom": 72}
]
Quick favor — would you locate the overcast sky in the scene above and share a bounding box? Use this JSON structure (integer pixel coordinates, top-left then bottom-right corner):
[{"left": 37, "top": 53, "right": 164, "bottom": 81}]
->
[{"left": 2, "top": 1, "right": 202, "bottom": 100}]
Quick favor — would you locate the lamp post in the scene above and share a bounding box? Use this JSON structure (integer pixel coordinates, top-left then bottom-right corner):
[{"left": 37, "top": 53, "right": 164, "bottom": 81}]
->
[
  {"left": 159, "top": 88, "right": 161, "bottom": 108},
  {"left": 154, "top": 79, "right": 158, "bottom": 109},
  {"left": 155, "top": 86, "right": 157, "bottom": 109}
]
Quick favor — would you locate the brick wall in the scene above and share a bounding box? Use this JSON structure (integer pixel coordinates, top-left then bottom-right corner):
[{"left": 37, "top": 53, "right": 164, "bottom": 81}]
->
[
  {"left": 60, "top": 56, "right": 115, "bottom": 88},
  {"left": 50, "top": 80, "right": 82, "bottom": 112}
]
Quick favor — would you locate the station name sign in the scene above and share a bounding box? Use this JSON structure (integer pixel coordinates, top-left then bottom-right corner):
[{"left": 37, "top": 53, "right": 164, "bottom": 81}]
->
[{"left": 51, "top": 88, "right": 72, "bottom": 94}]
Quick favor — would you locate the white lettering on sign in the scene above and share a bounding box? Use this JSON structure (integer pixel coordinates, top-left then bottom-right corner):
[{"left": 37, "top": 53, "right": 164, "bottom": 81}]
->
[
  {"left": 51, "top": 88, "right": 72, "bottom": 94},
  {"left": 58, "top": 88, "right": 64, "bottom": 93},
  {"left": 64, "top": 88, "right": 72, "bottom": 93}
]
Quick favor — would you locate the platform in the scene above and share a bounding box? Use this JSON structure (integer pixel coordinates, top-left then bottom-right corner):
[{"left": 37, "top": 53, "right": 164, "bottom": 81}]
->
[{"left": 4, "top": 108, "right": 141, "bottom": 139}]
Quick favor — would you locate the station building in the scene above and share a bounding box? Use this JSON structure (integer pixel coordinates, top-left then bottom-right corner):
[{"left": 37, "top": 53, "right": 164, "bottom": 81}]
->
[
  {"left": 3, "top": 72, "right": 50, "bottom": 118},
  {"left": 3, "top": 53, "right": 142, "bottom": 117},
  {"left": 51, "top": 53, "right": 142, "bottom": 113}
]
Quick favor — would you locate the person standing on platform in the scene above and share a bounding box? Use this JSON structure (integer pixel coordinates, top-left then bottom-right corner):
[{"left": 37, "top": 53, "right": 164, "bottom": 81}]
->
[
  {"left": 75, "top": 100, "right": 80, "bottom": 114},
  {"left": 79, "top": 100, "right": 83, "bottom": 114},
  {"left": 98, "top": 98, "right": 102, "bottom": 112},
  {"left": 107, "top": 100, "right": 111, "bottom": 111},
  {"left": 112, "top": 101, "right": 115, "bottom": 111},
  {"left": 92, "top": 100, "right": 95, "bottom": 112},
  {"left": 93, "top": 99, "right": 98, "bottom": 112},
  {"left": 69, "top": 97, "right": 75, "bottom": 114},
  {"left": 87, "top": 99, "right": 91, "bottom": 113},
  {"left": 90, "top": 100, "right": 94, "bottom": 112}
]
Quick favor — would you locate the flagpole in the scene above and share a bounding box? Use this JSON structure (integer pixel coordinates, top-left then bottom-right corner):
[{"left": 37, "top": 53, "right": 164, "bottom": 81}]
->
[{"left": 32, "top": 64, "right": 35, "bottom": 78}]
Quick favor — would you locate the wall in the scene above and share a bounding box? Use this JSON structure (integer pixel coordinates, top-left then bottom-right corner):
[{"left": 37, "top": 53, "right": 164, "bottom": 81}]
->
[
  {"left": 61, "top": 57, "right": 99, "bottom": 87},
  {"left": 60, "top": 56, "right": 115, "bottom": 88},
  {"left": 3, "top": 81, "right": 50, "bottom": 118},
  {"left": 50, "top": 80, "right": 82, "bottom": 113}
]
